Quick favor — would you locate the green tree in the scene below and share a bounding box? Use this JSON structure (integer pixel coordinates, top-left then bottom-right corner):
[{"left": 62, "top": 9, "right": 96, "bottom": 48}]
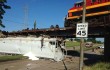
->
[
  {"left": 96, "top": 40, "right": 102, "bottom": 44},
  {"left": 74, "top": 38, "right": 80, "bottom": 42},
  {"left": 0, "top": 0, "right": 11, "bottom": 28},
  {"left": 74, "top": 38, "right": 86, "bottom": 42},
  {"left": 87, "top": 38, "right": 96, "bottom": 43},
  {"left": 70, "top": 38, "right": 73, "bottom": 41}
]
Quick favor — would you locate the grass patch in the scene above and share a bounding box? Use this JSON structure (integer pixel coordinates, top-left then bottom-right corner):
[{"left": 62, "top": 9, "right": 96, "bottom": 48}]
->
[
  {"left": 0, "top": 55, "right": 26, "bottom": 62},
  {"left": 85, "top": 62, "right": 110, "bottom": 70},
  {"left": 66, "top": 41, "right": 101, "bottom": 52},
  {"left": 65, "top": 41, "right": 80, "bottom": 47}
]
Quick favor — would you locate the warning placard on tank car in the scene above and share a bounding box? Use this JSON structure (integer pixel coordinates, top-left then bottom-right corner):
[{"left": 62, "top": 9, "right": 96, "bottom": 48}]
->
[{"left": 76, "top": 23, "right": 88, "bottom": 37}]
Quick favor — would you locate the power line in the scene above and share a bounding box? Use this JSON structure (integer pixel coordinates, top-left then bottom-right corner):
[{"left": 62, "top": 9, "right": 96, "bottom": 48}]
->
[{"left": 4, "top": 19, "right": 24, "bottom": 26}]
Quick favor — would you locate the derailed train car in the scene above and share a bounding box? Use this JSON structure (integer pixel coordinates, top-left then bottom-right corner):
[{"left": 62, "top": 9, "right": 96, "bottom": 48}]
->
[
  {"left": 64, "top": 0, "right": 110, "bottom": 27},
  {"left": 0, "top": 37, "right": 65, "bottom": 61}
]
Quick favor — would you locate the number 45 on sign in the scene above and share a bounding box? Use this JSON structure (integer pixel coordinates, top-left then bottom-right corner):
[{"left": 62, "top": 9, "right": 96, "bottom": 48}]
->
[{"left": 76, "top": 23, "right": 88, "bottom": 37}]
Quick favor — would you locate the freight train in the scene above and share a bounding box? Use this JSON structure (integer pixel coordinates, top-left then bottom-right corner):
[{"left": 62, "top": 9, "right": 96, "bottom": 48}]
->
[{"left": 64, "top": 0, "right": 110, "bottom": 27}]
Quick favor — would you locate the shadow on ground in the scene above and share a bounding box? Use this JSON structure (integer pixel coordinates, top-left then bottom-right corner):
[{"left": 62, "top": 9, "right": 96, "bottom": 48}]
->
[
  {"left": 84, "top": 53, "right": 103, "bottom": 66},
  {"left": 66, "top": 50, "right": 104, "bottom": 66}
]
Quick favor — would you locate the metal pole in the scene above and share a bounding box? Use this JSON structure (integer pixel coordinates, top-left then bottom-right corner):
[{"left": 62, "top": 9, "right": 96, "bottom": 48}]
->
[{"left": 79, "top": 0, "right": 86, "bottom": 70}]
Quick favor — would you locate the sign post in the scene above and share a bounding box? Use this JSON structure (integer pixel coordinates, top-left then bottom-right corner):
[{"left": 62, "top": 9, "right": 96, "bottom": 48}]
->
[{"left": 78, "top": 0, "right": 87, "bottom": 70}]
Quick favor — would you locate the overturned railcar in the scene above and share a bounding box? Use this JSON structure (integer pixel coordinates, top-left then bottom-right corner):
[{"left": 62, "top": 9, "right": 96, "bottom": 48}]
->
[{"left": 0, "top": 37, "right": 65, "bottom": 61}]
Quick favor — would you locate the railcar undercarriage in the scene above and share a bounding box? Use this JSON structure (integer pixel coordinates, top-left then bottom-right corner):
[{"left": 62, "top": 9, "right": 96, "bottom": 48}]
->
[{"left": 64, "top": 14, "right": 110, "bottom": 27}]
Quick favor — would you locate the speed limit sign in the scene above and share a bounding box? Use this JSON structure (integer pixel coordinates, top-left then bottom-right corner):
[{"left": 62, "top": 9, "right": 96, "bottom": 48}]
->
[{"left": 76, "top": 23, "right": 88, "bottom": 37}]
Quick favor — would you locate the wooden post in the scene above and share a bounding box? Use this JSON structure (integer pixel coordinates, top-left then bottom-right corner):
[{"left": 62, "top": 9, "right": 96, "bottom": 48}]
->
[{"left": 79, "top": 0, "right": 86, "bottom": 70}]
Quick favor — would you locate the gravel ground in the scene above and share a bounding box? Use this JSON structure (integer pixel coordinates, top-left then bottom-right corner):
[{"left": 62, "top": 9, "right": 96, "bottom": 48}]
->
[
  {"left": 0, "top": 48, "right": 103, "bottom": 70},
  {"left": 0, "top": 57, "right": 79, "bottom": 70}
]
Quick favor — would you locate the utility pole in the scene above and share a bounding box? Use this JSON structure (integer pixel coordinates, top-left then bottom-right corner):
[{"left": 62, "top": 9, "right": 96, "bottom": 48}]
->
[
  {"left": 79, "top": 0, "right": 86, "bottom": 70},
  {"left": 34, "top": 20, "right": 36, "bottom": 30},
  {"left": 24, "top": 5, "right": 28, "bottom": 29}
]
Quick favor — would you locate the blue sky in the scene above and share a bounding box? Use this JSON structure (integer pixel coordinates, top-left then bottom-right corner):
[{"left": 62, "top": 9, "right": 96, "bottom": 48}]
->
[
  {"left": 1, "top": 0, "right": 104, "bottom": 42},
  {"left": 1, "top": 0, "right": 78, "bottom": 31}
]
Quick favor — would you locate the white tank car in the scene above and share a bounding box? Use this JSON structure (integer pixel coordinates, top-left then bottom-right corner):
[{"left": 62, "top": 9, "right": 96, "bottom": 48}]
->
[{"left": 0, "top": 37, "right": 65, "bottom": 61}]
